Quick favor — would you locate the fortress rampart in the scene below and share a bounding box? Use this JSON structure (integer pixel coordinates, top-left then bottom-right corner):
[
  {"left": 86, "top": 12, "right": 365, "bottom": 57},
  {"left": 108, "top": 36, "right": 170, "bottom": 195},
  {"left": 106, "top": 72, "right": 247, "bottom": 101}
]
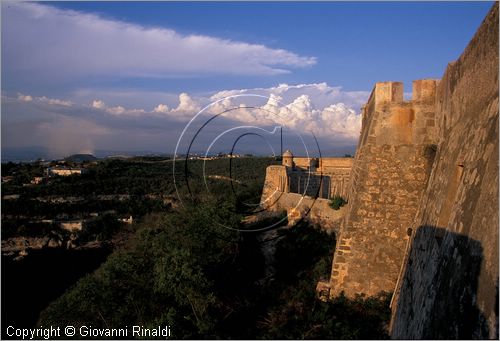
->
[
  {"left": 390, "top": 4, "right": 498, "bottom": 339},
  {"left": 327, "top": 79, "right": 439, "bottom": 298},
  {"left": 260, "top": 3, "right": 498, "bottom": 338},
  {"left": 261, "top": 156, "right": 352, "bottom": 231}
]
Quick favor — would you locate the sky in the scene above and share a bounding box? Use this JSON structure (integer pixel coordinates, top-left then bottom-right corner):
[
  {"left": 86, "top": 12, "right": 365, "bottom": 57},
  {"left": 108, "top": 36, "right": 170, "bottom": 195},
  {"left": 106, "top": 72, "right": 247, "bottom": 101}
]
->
[{"left": 1, "top": 1, "right": 494, "bottom": 160}]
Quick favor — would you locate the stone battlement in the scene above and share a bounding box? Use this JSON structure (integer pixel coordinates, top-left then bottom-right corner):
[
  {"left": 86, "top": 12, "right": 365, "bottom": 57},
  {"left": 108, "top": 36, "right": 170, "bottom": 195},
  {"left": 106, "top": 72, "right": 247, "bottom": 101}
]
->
[
  {"left": 364, "top": 79, "right": 438, "bottom": 111},
  {"left": 360, "top": 79, "right": 439, "bottom": 147},
  {"left": 260, "top": 4, "right": 498, "bottom": 339},
  {"left": 290, "top": 157, "right": 353, "bottom": 172},
  {"left": 412, "top": 79, "right": 439, "bottom": 102},
  {"left": 261, "top": 154, "right": 352, "bottom": 232},
  {"left": 374, "top": 81, "right": 403, "bottom": 107}
]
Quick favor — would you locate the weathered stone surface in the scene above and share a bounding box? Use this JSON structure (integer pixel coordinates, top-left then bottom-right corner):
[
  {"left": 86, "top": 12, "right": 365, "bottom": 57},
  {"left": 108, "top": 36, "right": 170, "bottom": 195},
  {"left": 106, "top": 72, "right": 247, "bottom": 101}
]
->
[
  {"left": 328, "top": 78, "right": 439, "bottom": 298},
  {"left": 259, "top": 4, "right": 498, "bottom": 338},
  {"left": 390, "top": 4, "right": 498, "bottom": 339},
  {"left": 261, "top": 157, "right": 352, "bottom": 232},
  {"left": 262, "top": 191, "right": 347, "bottom": 233}
]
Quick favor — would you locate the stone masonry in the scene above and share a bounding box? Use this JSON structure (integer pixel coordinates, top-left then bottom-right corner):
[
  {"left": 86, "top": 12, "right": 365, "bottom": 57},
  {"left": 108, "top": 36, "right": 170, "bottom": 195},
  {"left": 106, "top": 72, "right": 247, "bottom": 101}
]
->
[
  {"left": 390, "top": 4, "right": 498, "bottom": 339},
  {"left": 260, "top": 3, "right": 498, "bottom": 338},
  {"left": 328, "top": 79, "right": 439, "bottom": 298},
  {"left": 261, "top": 155, "right": 352, "bottom": 232}
]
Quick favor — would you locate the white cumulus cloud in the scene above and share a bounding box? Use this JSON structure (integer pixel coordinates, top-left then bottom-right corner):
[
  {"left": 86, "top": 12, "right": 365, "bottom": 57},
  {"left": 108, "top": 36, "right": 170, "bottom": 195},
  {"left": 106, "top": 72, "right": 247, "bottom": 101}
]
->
[
  {"left": 174, "top": 93, "right": 201, "bottom": 113},
  {"left": 106, "top": 106, "right": 126, "bottom": 115},
  {"left": 207, "top": 83, "right": 368, "bottom": 140},
  {"left": 37, "top": 96, "right": 73, "bottom": 107},
  {"left": 90, "top": 99, "right": 143, "bottom": 115},
  {"left": 16, "top": 93, "right": 74, "bottom": 106},
  {"left": 151, "top": 93, "right": 201, "bottom": 119},
  {"left": 17, "top": 93, "right": 33, "bottom": 102},
  {"left": 91, "top": 100, "right": 106, "bottom": 110},
  {"left": 153, "top": 104, "right": 170, "bottom": 113},
  {"left": 84, "top": 83, "right": 366, "bottom": 139},
  {"left": 3, "top": 82, "right": 368, "bottom": 158}
]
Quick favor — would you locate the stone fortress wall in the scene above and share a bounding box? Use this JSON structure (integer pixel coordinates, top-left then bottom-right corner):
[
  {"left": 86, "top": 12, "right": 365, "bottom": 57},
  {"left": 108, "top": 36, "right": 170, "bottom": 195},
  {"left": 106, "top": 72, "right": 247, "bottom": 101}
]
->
[
  {"left": 289, "top": 156, "right": 352, "bottom": 199},
  {"left": 327, "top": 79, "right": 440, "bottom": 298},
  {"left": 260, "top": 155, "right": 352, "bottom": 231},
  {"left": 260, "top": 3, "right": 498, "bottom": 339},
  {"left": 390, "top": 4, "right": 498, "bottom": 339}
]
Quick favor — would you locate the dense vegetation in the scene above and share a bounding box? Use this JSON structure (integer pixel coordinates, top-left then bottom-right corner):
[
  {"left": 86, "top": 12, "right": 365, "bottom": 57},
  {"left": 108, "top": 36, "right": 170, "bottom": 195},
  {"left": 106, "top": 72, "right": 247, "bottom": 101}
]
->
[
  {"left": 3, "top": 157, "right": 391, "bottom": 338},
  {"left": 1, "top": 157, "right": 276, "bottom": 197},
  {"left": 38, "top": 206, "right": 390, "bottom": 339},
  {"left": 1, "top": 157, "right": 277, "bottom": 240}
]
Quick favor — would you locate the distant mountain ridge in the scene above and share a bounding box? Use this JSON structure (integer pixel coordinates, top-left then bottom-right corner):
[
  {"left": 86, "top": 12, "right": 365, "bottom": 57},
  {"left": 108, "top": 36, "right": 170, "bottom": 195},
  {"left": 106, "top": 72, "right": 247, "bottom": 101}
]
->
[{"left": 2, "top": 145, "right": 357, "bottom": 163}]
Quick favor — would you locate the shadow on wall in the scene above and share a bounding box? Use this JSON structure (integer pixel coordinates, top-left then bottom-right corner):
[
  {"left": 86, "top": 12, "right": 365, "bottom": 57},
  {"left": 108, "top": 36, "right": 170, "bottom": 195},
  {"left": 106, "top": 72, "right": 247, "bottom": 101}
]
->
[
  {"left": 393, "top": 225, "right": 496, "bottom": 339},
  {"left": 289, "top": 173, "right": 330, "bottom": 199}
]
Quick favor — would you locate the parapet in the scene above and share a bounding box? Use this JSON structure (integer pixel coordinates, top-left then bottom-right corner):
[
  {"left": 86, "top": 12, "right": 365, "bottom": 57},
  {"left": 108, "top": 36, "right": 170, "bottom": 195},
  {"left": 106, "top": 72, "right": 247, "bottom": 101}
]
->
[
  {"left": 374, "top": 81, "right": 404, "bottom": 108},
  {"left": 359, "top": 79, "right": 441, "bottom": 147},
  {"left": 368, "top": 80, "right": 439, "bottom": 110},
  {"left": 412, "top": 79, "right": 439, "bottom": 102},
  {"left": 319, "top": 157, "right": 353, "bottom": 170}
]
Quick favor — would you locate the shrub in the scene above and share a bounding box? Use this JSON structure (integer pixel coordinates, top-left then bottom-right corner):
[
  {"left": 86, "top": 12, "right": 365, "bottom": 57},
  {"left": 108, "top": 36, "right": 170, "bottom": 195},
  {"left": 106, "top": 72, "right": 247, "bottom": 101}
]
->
[{"left": 329, "top": 195, "right": 347, "bottom": 210}]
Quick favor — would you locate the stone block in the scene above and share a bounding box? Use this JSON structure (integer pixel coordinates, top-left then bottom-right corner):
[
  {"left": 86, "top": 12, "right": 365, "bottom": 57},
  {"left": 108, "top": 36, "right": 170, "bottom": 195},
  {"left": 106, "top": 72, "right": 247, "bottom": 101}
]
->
[
  {"left": 412, "top": 79, "right": 439, "bottom": 102},
  {"left": 375, "top": 81, "right": 404, "bottom": 108}
]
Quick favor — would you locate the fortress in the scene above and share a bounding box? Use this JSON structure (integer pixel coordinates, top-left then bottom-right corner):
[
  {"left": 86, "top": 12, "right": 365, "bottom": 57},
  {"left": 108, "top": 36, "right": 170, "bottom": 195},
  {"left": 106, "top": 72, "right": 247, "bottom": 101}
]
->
[
  {"left": 261, "top": 152, "right": 352, "bottom": 230},
  {"left": 261, "top": 4, "right": 498, "bottom": 339}
]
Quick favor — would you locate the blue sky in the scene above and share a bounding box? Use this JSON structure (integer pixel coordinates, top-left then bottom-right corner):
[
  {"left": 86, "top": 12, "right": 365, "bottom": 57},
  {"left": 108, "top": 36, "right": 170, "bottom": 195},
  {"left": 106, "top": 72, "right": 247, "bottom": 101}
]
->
[
  {"left": 44, "top": 1, "right": 492, "bottom": 92},
  {"left": 1, "top": 1, "right": 494, "bottom": 159}
]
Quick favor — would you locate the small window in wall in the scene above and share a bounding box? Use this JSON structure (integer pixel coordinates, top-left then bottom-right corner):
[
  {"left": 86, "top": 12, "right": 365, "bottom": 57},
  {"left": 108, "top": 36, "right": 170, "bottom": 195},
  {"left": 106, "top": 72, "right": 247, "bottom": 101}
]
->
[{"left": 437, "top": 164, "right": 464, "bottom": 228}]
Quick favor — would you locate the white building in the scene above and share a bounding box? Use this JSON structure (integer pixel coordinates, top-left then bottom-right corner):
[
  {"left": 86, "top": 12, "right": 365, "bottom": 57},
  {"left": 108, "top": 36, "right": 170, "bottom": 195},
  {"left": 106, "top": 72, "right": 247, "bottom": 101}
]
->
[{"left": 48, "top": 167, "right": 87, "bottom": 176}]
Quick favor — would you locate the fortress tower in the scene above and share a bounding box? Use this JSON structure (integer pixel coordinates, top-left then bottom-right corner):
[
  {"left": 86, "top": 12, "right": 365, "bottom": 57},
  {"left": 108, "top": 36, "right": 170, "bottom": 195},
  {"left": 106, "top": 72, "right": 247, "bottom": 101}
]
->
[
  {"left": 261, "top": 3, "right": 498, "bottom": 339},
  {"left": 326, "top": 4, "right": 498, "bottom": 338},
  {"left": 327, "top": 78, "right": 440, "bottom": 298},
  {"left": 282, "top": 149, "right": 294, "bottom": 168},
  {"left": 261, "top": 151, "right": 353, "bottom": 232}
]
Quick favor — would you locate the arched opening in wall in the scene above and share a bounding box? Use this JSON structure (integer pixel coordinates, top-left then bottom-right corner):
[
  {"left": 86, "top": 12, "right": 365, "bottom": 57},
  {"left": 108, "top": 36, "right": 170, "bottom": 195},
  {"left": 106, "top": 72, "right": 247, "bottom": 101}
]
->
[{"left": 436, "top": 164, "right": 464, "bottom": 244}]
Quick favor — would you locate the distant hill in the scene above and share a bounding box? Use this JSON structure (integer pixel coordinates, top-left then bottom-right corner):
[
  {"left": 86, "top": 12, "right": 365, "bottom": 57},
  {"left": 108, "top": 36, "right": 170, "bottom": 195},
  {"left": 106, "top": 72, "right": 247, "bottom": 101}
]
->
[
  {"left": 1, "top": 146, "right": 50, "bottom": 163},
  {"left": 64, "top": 154, "right": 98, "bottom": 162}
]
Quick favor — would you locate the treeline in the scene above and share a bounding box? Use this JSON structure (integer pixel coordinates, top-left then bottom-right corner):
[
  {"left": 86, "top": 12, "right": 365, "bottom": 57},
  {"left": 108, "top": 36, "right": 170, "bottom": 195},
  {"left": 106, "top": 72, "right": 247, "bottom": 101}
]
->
[
  {"left": 2, "top": 197, "right": 167, "bottom": 219},
  {"left": 1, "top": 157, "right": 278, "bottom": 240},
  {"left": 1, "top": 214, "right": 124, "bottom": 243},
  {"left": 2, "top": 157, "right": 278, "bottom": 197}
]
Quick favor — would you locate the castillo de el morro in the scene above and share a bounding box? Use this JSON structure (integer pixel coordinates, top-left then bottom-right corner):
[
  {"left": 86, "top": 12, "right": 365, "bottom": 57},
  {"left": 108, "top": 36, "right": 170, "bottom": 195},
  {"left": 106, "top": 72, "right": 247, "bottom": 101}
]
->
[
  {"left": 1, "top": 2, "right": 498, "bottom": 340},
  {"left": 261, "top": 4, "right": 498, "bottom": 339}
]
